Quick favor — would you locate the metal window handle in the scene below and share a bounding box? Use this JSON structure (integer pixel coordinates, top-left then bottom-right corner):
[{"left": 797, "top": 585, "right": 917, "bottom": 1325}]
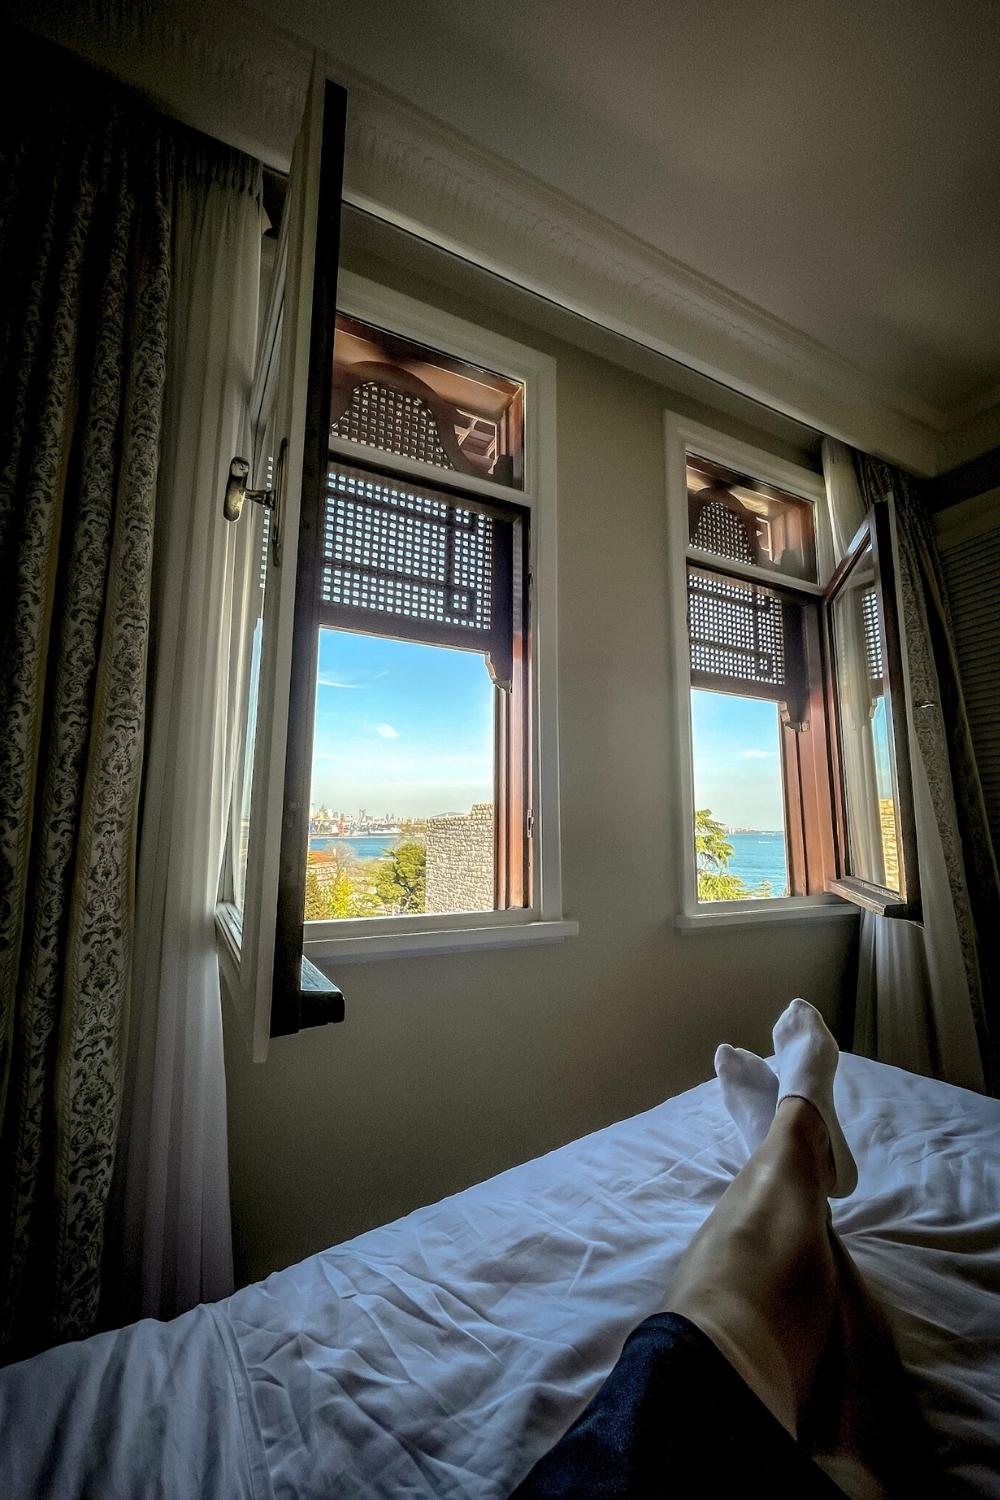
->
[{"left": 223, "top": 456, "right": 274, "bottom": 523}]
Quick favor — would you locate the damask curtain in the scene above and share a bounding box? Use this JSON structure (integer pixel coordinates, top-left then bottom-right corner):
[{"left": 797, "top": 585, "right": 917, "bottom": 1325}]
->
[
  {"left": 821, "top": 439, "right": 1000, "bottom": 1095},
  {"left": 0, "top": 35, "right": 263, "bottom": 1359},
  {"left": 0, "top": 47, "right": 172, "bottom": 1359}
]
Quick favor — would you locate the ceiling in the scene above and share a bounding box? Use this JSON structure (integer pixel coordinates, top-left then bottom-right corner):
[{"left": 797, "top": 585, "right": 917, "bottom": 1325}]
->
[{"left": 249, "top": 0, "right": 1000, "bottom": 418}]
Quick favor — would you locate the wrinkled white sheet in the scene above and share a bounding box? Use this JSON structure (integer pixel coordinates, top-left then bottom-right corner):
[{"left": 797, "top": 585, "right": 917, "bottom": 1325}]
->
[
  {"left": 2, "top": 1055, "right": 997, "bottom": 1498},
  {"left": 227, "top": 1055, "right": 1000, "bottom": 1498},
  {"left": 0, "top": 1302, "right": 270, "bottom": 1499}
]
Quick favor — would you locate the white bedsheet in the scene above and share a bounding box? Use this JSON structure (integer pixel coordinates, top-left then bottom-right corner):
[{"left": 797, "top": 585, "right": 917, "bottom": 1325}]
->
[
  {"left": 228, "top": 1055, "right": 1000, "bottom": 1499},
  {"left": 2, "top": 1054, "right": 998, "bottom": 1498},
  {"left": 0, "top": 1302, "right": 269, "bottom": 1499}
]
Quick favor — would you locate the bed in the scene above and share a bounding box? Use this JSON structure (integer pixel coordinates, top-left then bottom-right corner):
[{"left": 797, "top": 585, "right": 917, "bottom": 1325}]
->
[{"left": 2, "top": 1053, "right": 999, "bottom": 1498}]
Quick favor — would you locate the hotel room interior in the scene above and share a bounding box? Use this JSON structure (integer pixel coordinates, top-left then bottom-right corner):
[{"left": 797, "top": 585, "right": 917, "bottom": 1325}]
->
[{"left": 1, "top": 1, "right": 999, "bottom": 1494}]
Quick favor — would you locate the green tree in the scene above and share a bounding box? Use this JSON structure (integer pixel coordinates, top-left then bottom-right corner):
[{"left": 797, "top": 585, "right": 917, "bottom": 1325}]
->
[
  {"left": 373, "top": 840, "right": 426, "bottom": 914},
  {"left": 694, "top": 809, "right": 734, "bottom": 873},
  {"left": 304, "top": 866, "right": 327, "bottom": 920},
  {"left": 698, "top": 870, "right": 752, "bottom": 901},
  {"left": 304, "top": 865, "right": 356, "bottom": 920},
  {"left": 695, "top": 808, "right": 751, "bottom": 902}
]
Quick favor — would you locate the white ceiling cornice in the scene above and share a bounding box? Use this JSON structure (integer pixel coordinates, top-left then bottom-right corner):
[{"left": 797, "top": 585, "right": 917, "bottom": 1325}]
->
[
  {"left": 338, "top": 66, "right": 999, "bottom": 478},
  {"left": 16, "top": 2, "right": 1000, "bottom": 477}
]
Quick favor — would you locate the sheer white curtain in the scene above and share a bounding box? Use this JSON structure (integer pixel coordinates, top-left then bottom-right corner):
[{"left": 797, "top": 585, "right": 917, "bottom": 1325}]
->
[
  {"left": 820, "top": 439, "right": 988, "bottom": 1093},
  {"left": 115, "top": 144, "right": 263, "bottom": 1318}
]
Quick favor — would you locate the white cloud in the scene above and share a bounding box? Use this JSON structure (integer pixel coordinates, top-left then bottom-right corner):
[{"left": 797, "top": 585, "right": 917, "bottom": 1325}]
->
[
  {"left": 316, "top": 668, "right": 390, "bottom": 689},
  {"left": 740, "top": 748, "right": 775, "bottom": 759},
  {"left": 370, "top": 722, "right": 399, "bottom": 739}
]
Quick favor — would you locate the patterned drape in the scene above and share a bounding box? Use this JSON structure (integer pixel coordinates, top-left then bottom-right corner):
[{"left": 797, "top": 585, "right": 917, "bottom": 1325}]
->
[
  {"left": 0, "top": 44, "right": 173, "bottom": 1358},
  {"left": 854, "top": 455, "right": 1000, "bottom": 1094}
]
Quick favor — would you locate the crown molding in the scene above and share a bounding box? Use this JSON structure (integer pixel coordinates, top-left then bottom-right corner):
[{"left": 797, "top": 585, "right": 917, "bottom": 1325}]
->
[
  {"left": 337, "top": 68, "right": 990, "bottom": 478},
  {"left": 13, "top": 1, "right": 1000, "bottom": 477}
]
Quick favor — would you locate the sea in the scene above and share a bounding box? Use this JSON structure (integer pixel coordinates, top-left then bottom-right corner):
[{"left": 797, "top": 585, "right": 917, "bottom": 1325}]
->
[
  {"left": 725, "top": 830, "right": 788, "bottom": 893},
  {"left": 311, "top": 829, "right": 789, "bottom": 893},
  {"left": 309, "top": 833, "right": 398, "bottom": 861}
]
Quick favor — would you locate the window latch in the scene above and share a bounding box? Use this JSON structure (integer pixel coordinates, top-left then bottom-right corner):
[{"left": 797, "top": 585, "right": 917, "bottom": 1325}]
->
[
  {"left": 223, "top": 456, "right": 275, "bottom": 523},
  {"left": 223, "top": 441, "right": 287, "bottom": 567},
  {"left": 526, "top": 809, "right": 534, "bottom": 839}
]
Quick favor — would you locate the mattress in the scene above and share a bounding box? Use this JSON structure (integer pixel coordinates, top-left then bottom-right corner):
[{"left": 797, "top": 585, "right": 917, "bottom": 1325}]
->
[{"left": 2, "top": 1054, "right": 998, "bottom": 1498}]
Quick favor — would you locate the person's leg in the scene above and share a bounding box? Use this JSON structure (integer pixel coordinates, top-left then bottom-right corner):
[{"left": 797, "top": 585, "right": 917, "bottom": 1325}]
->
[
  {"left": 804, "top": 1236, "right": 938, "bottom": 1500},
  {"left": 515, "top": 1002, "right": 933, "bottom": 1500},
  {"left": 667, "top": 1094, "right": 838, "bottom": 1438},
  {"left": 675, "top": 1001, "right": 935, "bottom": 1498}
]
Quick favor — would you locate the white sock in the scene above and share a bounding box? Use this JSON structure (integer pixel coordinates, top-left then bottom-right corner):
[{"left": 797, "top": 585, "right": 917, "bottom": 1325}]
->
[
  {"left": 715, "top": 1044, "right": 779, "bottom": 1158},
  {"left": 772, "top": 998, "right": 857, "bottom": 1198}
]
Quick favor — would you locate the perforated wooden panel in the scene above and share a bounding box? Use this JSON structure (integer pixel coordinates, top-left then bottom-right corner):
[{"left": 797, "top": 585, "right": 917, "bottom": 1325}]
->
[
  {"left": 331, "top": 381, "right": 454, "bottom": 471},
  {"left": 687, "top": 565, "right": 786, "bottom": 695},
  {"left": 321, "top": 463, "right": 518, "bottom": 685},
  {"left": 690, "top": 498, "right": 757, "bottom": 564}
]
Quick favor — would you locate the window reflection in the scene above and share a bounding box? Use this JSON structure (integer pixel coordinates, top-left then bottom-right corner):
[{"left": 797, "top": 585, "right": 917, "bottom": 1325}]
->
[{"left": 831, "top": 540, "right": 901, "bottom": 892}]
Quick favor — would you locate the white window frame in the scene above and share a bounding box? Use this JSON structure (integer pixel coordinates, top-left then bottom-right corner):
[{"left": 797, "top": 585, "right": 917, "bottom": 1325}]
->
[
  {"left": 665, "top": 412, "right": 855, "bottom": 931},
  {"left": 303, "top": 272, "right": 575, "bottom": 962}
]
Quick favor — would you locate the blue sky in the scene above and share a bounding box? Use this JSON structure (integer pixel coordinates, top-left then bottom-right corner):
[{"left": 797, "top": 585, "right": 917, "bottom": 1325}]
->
[
  {"left": 690, "top": 689, "right": 784, "bottom": 830},
  {"left": 310, "top": 629, "right": 494, "bottom": 816},
  {"left": 310, "top": 632, "right": 787, "bottom": 829}
]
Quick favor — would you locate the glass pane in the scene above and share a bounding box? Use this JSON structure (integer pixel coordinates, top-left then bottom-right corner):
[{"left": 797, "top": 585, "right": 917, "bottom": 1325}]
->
[
  {"left": 687, "top": 453, "right": 816, "bottom": 582},
  {"left": 307, "top": 628, "right": 497, "bottom": 919},
  {"left": 830, "top": 540, "right": 901, "bottom": 891},
  {"left": 690, "top": 689, "right": 789, "bottom": 901},
  {"left": 332, "top": 314, "right": 525, "bottom": 488},
  {"left": 233, "top": 506, "right": 269, "bottom": 915}
]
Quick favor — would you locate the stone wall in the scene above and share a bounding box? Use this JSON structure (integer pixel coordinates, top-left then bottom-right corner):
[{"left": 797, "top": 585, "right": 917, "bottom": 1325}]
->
[
  {"left": 425, "top": 803, "right": 494, "bottom": 913},
  {"left": 879, "top": 797, "right": 899, "bottom": 890}
]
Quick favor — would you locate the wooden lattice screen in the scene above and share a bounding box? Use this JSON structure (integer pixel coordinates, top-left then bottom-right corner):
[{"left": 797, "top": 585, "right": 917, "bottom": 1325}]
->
[
  {"left": 332, "top": 380, "right": 455, "bottom": 472},
  {"left": 322, "top": 461, "right": 518, "bottom": 687}
]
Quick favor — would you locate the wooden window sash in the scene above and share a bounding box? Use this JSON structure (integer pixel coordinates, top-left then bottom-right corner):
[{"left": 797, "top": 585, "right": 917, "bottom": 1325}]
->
[
  {"left": 314, "top": 453, "right": 531, "bottom": 919},
  {"left": 779, "top": 602, "right": 837, "bottom": 896},
  {"left": 822, "top": 502, "right": 920, "bottom": 920},
  {"left": 270, "top": 81, "right": 349, "bottom": 1037},
  {"left": 687, "top": 553, "right": 836, "bottom": 901}
]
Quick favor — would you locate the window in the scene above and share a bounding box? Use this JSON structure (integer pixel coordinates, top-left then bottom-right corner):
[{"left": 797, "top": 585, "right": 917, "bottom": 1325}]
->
[
  {"left": 218, "top": 69, "right": 570, "bottom": 1062},
  {"left": 824, "top": 506, "right": 919, "bottom": 916},
  {"left": 308, "top": 324, "right": 528, "bottom": 925},
  {"left": 302, "top": 284, "right": 567, "bottom": 963},
  {"left": 667, "top": 416, "right": 917, "bottom": 927},
  {"left": 218, "top": 240, "right": 570, "bottom": 1056}
]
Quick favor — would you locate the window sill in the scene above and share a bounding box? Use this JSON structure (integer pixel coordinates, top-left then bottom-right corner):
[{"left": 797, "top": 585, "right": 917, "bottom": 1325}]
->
[
  {"left": 675, "top": 897, "right": 858, "bottom": 932},
  {"left": 303, "top": 917, "right": 579, "bottom": 963}
]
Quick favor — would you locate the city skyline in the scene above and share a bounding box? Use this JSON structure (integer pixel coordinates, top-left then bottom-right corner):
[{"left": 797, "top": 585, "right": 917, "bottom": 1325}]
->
[
  {"left": 310, "top": 628, "right": 495, "bottom": 818},
  {"left": 310, "top": 633, "right": 789, "bottom": 832}
]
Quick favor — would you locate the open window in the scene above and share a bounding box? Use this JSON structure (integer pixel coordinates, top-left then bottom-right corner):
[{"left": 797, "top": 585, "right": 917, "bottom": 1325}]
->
[
  {"left": 823, "top": 504, "right": 919, "bottom": 918},
  {"left": 668, "top": 417, "right": 917, "bottom": 926},
  {"left": 217, "top": 157, "right": 567, "bottom": 1054},
  {"left": 215, "top": 60, "right": 349, "bottom": 1059}
]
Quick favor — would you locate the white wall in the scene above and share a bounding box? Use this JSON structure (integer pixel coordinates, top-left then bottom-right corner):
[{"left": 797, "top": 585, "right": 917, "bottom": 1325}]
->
[{"left": 222, "top": 246, "right": 859, "bottom": 1284}]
